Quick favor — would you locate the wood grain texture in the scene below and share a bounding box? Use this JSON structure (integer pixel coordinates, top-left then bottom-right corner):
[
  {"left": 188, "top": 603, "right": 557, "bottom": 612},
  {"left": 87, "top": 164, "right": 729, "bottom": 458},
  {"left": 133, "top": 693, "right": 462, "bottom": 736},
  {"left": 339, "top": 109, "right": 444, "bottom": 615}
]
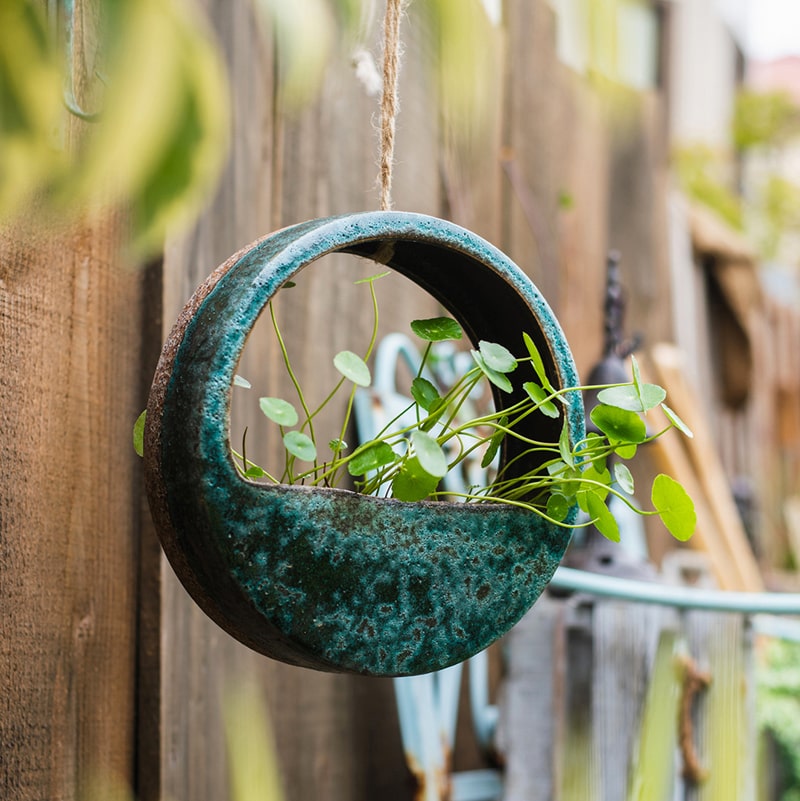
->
[
  {"left": 2, "top": 0, "right": 782, "bottom": 799},
  {"left": 683, "top": 611, "right": 756, "bottom": 801},
  {"left": 650, "top": 344, "right": 763, "bottom": 591},
  {"left": 498, "top": 595, "right": 563, "bottom": 801},
  {"left": 152, "top": 2, "right": 430, "bottom": 800},
  {"left": 150, "top": 1, "right": 682, "bottom": 797},
  {"left": 0, "top": 215, "right": 146, "bottom": 800}
]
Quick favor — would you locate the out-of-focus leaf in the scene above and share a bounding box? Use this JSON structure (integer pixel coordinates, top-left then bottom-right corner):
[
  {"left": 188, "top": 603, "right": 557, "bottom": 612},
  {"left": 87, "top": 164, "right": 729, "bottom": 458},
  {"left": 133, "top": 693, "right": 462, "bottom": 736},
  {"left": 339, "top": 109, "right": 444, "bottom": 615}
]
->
[
  {"left": 418, "top": 0, "right": 498, "bottom": 148},
  {"left": 255, "top": 0, "right": 335, "bottom": 108},
  {"left": 0, "top": 0, "right": 230, "bottom": 255},
  {"left": 127, "top": 0, "right": 230, "bottom": 254},
  {"left": 223, "top": 680, "right": 285, "bottom": 801},
  {"left": 0, "top": 0, "right": 65, "bottom": 218},
  {"left": 68, "top": 1, "right": 188, "bottom": 207},
  {"left": 66, "top": 0, "right": 229, "bottom": 256}
]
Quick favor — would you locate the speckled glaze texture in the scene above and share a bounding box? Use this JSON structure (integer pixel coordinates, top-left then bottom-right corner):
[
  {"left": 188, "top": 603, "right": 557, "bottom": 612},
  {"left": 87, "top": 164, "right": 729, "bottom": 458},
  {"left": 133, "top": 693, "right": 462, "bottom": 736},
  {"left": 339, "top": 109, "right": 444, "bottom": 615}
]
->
[{"left": 144, "top": 212, "right": 585, "bottom": 676}]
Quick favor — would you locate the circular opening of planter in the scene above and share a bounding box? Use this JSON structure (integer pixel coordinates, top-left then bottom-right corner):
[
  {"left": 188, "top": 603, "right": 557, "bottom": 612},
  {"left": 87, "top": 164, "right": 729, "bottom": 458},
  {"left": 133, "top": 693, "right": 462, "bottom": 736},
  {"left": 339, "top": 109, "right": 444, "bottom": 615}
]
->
[{"left": 144, "top": 211, "right": 585, "bottom": 676}]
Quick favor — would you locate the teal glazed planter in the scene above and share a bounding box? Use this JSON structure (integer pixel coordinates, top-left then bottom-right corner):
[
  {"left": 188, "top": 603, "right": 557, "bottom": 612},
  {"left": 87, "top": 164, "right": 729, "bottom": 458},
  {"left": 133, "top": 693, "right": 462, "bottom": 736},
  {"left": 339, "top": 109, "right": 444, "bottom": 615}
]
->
[{"left": 144, "top": 211, "right": 585, "bottom": 676}]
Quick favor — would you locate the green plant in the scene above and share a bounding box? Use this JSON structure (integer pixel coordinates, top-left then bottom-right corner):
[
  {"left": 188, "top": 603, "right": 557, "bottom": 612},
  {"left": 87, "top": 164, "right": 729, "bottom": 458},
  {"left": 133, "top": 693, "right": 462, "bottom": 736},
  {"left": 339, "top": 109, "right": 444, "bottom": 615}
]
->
[
  {"left": 137, "top": 272, "right": 695, "bottom": 543},
  {"left": 759, "top": 639, "right": 800, "bottom": 800},
  {"left": 733, "top": 90, "right": 800, "bottom": 153},
  {"left": 673, "top": 144, "right": 743, "bottom": 231}
]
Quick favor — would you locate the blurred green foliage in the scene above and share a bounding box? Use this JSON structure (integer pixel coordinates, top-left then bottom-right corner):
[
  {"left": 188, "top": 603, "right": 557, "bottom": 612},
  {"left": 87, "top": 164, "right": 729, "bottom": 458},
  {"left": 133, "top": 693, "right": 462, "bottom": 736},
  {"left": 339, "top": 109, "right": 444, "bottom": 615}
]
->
[
  {"left": 1, "top": 0, "right": 503, "bottom": 257},
  {"left": 675, "top": 90, "right": 800, "bottom": 265},
  {"left": 759, "top": 176, "right": 800, "bottom": 261},
  {"left": 673, "top": 143, "right": 744, "bottom": 231},
  {"left": 223, "top": 679, "right": 285, "bottom": 801},
  {"left": 759, "top": 639, "right": 800, "bottom": 801},
  {"left": 254, "top": 0, "right": 354, "bottom": 109},
  {"left": 733, "top": 90, "right": 800, "bottom": 152},
  {"left": 0, "top": 0, "right": 229, "bottom": 257}
]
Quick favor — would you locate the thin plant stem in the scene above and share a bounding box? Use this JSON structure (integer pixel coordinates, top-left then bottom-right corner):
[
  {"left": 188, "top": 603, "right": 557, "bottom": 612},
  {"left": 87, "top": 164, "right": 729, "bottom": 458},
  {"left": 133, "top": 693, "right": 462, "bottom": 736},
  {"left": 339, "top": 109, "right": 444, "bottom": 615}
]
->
[{"left": 270, "top": 299, "right": 317, "bottom": 469}]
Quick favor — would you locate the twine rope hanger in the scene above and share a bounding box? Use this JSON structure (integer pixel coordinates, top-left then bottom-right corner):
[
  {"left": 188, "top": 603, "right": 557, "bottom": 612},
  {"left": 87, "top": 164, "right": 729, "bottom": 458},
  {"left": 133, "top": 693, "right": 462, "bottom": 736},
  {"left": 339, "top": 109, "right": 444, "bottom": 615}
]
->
[{"left": 379, "top": 0, "right": 407, "bottom": 211}]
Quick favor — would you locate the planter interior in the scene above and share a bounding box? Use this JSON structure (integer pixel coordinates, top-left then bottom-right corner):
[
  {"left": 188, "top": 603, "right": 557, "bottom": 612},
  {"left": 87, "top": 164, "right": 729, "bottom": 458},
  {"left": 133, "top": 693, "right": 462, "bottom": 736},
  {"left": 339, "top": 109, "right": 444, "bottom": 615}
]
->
[{"left": 144, "top": 211, "right": 585, "bottom": 676}]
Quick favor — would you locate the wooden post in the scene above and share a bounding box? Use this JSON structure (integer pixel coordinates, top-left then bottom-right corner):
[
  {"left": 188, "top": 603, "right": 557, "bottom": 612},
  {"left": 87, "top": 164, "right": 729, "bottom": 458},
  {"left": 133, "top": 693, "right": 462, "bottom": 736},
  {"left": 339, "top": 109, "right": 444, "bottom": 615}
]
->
[{"left": 0, "top": 216, "right": 149, "bottom": 800}]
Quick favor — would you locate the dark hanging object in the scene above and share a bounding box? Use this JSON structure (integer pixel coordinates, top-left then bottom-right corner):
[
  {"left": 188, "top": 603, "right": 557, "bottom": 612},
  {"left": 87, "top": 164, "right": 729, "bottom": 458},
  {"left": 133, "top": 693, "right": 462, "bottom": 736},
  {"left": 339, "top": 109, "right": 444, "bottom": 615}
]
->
[
  {"left": 144, "top": 212, "right": 584, "bottom": 676},
  {"left": 584, "top": 250, "right": 641, "bottom": 416}
]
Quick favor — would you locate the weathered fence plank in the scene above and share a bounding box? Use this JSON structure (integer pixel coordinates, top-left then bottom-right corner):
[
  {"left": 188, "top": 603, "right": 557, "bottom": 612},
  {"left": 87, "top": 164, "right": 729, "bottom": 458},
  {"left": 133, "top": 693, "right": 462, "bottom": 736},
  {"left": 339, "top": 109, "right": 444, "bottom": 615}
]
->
[
  {"left": 0, "top": 215, "right": 147, "bottom": 800},
  {"left": 150, "top": 4, "right": 438, "bottom": 801},
  {"left": 500, "top": 595, "right": 757, "bottom": 801}
]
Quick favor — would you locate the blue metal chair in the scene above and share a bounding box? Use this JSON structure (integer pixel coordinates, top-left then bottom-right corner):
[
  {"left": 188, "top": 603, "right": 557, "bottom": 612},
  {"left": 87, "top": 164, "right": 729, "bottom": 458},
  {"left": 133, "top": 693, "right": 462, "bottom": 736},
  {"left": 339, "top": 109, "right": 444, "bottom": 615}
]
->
[{"left": 354, "top": 334, "right": 503, "bottom": 801}]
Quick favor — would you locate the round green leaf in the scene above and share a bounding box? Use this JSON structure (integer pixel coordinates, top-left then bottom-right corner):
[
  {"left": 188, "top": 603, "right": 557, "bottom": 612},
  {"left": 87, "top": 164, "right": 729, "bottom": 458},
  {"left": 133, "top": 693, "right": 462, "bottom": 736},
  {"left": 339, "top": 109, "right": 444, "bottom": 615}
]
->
[
  {"left": 546, "top": 493, "right": 570, "bottom": 522},
  {"left": 411, "top": 430, "right": 448, "bottom": 478},
  {"left": 329, "top": 438, "right": 348, "bottom": 452},
  {"left": 479, "top": 340, "right": 517, "bottom": 373},
  {"left": 333, "top": 350, "right": 371, "bottom": 386},
  {"left": 596, "top": 385, "right": 640, "bottom": 411},
  {"left": 471, "top": 350, "right": 513, "bottom": 393},
  {"left": 347, "top": 441, "right": 397, "bottom": 476},
  {"left": 597, "top": 382, "right": 666, "bottom": 412},
  {"left": 133, "top": 410, "right": 147, "bottom": 457},
  {"left": 615, "top": 442, "right": 638, "bottom": 460},
  {"left": 637, "top": 383, "right": 667, "bottom": 411},
  {"left": 580, "top": 490, "right": 620, "bottom": 542},
  {"left": 523, "top": 381, "right": 559, "bottom": 418},
  {"left": 411, "top": 377, "right": 441, "bottom": 411},
  {"left": 580, "top": 464, "right": 611, "bottom": 501},
  {"left": 391, "top": 456, "right": 440, "bottom": 501},
  {"left": 410, "top": 317, "right": 463, "bottom": 341},
  {"left": 614, "top": 462, "right": 635, "bottom": 495},
  {"left": 259, "top": 396, "right": 298, "bottom": 427},
  {"left": 243, "top": 465, "right": 266, "bottom": 479},
  {"left": 651, "top": 474, "right": 696, "bottom": 541},
  {"left": 283, "top": 431, "right": 317, "bottom": 462},
  {"left": 233, "top": 374, "right": 251, "bottom": 388},
  {"left": 590, "top": 404, "right": 647, "bottom": 444}
]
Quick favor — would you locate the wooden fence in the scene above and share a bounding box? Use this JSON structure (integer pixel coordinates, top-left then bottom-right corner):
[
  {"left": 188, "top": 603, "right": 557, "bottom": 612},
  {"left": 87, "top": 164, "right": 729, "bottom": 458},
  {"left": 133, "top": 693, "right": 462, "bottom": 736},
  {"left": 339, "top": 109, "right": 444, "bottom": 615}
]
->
[{"left": 2, "top": 1, "right": 791, "bottom": 799}]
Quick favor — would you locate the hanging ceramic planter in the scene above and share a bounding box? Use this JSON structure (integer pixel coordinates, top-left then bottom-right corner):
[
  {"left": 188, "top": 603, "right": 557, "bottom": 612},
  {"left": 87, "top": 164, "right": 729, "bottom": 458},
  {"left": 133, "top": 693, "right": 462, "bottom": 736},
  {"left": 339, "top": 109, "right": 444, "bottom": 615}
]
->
[{"left": 144, "top": 211, "right": 585, "bottom": 676}]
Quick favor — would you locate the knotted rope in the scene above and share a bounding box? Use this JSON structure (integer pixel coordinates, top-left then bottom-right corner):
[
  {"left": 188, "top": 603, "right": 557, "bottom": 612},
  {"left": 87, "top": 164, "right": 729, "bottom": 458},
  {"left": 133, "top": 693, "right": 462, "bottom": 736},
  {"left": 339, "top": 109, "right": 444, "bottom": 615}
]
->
[{"left": 379, "top": 0, "right": 406, "bottom": 211}]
